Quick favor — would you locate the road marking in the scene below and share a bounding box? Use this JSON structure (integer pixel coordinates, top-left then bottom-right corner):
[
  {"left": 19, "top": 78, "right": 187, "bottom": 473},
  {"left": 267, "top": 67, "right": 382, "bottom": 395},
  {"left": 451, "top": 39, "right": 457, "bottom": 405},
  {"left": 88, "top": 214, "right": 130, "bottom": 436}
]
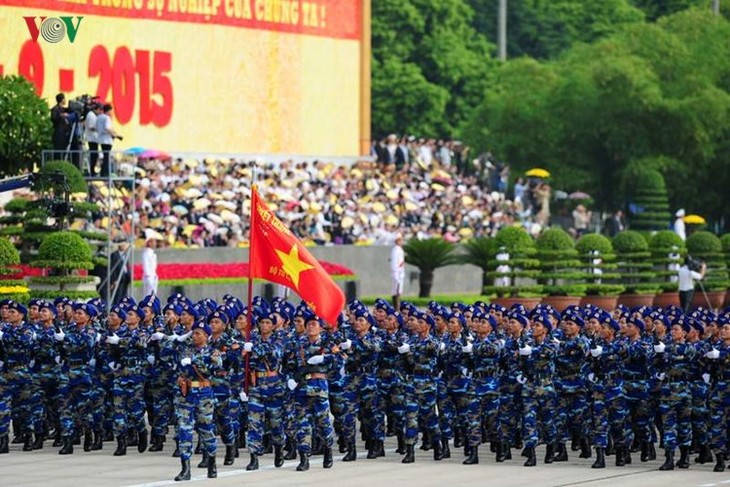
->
[{"left": 552, "top": 469, "right": 657, "bottom": 487}]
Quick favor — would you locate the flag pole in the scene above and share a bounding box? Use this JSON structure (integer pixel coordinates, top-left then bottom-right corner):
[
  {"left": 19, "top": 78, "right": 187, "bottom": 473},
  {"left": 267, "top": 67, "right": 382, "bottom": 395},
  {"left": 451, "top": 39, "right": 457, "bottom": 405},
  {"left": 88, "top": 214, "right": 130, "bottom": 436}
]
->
[{"left": 244, "top": 164, "right": 258, "bottom": 394}]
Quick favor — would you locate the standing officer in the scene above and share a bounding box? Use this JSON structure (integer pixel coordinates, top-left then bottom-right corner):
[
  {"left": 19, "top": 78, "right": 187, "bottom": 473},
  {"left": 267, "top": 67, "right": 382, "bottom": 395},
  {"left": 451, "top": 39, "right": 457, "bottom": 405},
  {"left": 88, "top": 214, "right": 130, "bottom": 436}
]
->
[
  {"left": 704, "top": 319, "right": 730, "bottom": 472},
  {"left": 173, "top": 319, "right": 222, "bottom": 481}
]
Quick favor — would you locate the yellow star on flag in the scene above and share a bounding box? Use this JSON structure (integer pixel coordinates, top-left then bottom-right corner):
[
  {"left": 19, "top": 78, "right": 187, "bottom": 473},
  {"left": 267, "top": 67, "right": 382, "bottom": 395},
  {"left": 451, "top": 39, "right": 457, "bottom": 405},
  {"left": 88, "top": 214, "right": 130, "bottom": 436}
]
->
[{"left": 275, "top": 244, "right": 314, "bottom": 290}]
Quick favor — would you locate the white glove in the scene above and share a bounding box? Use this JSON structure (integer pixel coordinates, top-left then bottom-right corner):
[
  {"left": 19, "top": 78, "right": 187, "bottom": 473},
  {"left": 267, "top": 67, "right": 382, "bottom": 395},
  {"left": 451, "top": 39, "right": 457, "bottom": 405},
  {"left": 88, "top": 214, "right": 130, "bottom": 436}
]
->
[
  {"left": 0, "top": 361, "right": 3, "bottom": 369},
  {"left": 497, "top": 339, "right": 506, "bottom": 349},
  {"left": 31, "top": 332, "right": 37, "bottom": 341},
  {"left": 552, "top": 337, "right": 561, "bottom": 345},
  {"left": 177, "top": 331, "right": 192, "bottom": 342},
  {"left": 518, "top": 344, "right": 532, "bottom": 356},
  {"left": 147, "top": 354, "right": 156, "bottom": 365},
  {"left": 339, "top": 339, "right": 352, "bottom": 351},
  {"left": 95, "top": 333, "right": 101, "bottom": 344},
  {"left": 654, "top": 342, "right": 666, "bottom": 354},
  {"left": 164, "top": 334, "right": 177, "bottom": 341},
  {"left": 705, "top": 349, "right": 720, "bottom": 359},
  {"left": 54, "top": 356, "right": 61, "bottom": 365},
  {"left": 239, "top": 391, "right": 248, "bottom": 402},
  {"left": 54, "top": 330, "right": 65, "bottom": 342},
  {"left": 243, "top": 342, "right": 253, "bottom": 353},
  {"left": 29, "top": 359, "right": 35, "bottom": 368},
  {"left": 287, "top": 378, "right": 298, "bottom": 390},
  {"left": 108, "top": 361, "right": 118, "bottom": 370},
  {"left": 150, "top": 332, "right": 165, "bottom": 341},
  {"left": 106, "top": 334, "right": 120, "bottom": 345},
  {"left": 180, "top": 357, "right": 192, "bottom": 366},
  {"left": 0, "top": 330, "right": 3, "bottom": 340},
  {"left": 307, "top": 355, "right": 325, "bottom": 365},
  {"left": 89, "top": 358, "right": 96, "bottom": 367},
  {"left": 702, "top": 373, "right": 711, "bottom": 385},
  {"left": 462, "top": 342, "right": 473, "bottom": 354},
  {"left": 439, "top": 342, "right": 446, "bottom": 352},
  {"left": 397, "top": 343, "right": 410, "bottom": 354},
  {"left": 588, "top": 372, "right": 596, "bottom": 383},
  {"left": 656, "top": 372, "right": 666, "bottom": 381},
  {"left": 516, "top": 374, "right": 527, "bottom": 385},
  {"left": 590, "top": 346, "right": 603, "bottom": 358}
]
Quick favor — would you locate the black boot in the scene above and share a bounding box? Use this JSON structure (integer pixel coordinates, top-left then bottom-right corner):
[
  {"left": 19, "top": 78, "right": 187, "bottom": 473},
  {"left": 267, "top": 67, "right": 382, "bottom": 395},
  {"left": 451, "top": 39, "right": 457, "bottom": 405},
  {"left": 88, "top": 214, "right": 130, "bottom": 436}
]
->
[
  {"left": 91, "top": 430, "right": 103, "bottom": 451},
  {"left": 323, "top": 446, "right": 333, "bottom": 468},
  {"left": 338, "top": 435, "right": 346, "bottom": 454},
  {"left": 523, "top": 447, "right": 536, "bottom": 467},
  {"left": 463, "top": 444, "right": 479, "bottom": 465},
  {"left": 545, "top": 443, "right": 555, "bottom": 464},
  {"left": 696, "top": 444, "right": 714, "bottom": 464},
  {"left": 659, "top": 449, "right": 675, "bottom": 470},
  {"left": 402, "top": 444, "right": 415, "bottom": 464},
  {"left": 224, "top": 445, "right": 236, "bottom": 466},
  {"left": 33, "top": 433, "right": 45, "bottom": 450},
  {"left": 137, "top": 429, "right": 148, "bottom": 453},
  {"left": 396, "top": 433, "right": 405, "bottom": 454},
  {"left": 274, "top": 444, "right": 284, "bottom": 467},
  {"left": 640, "top": 441, "right": 650, "bottom": 462},
  {"left": 496, "top": 442, "right": 509, "bottom": 462},
  {"left": 207, "top": 455, "right": 217, "bottom": 479},
  {"left": 454, "top": 429, "right": 464, "bottom": 449},
  {"left": 0, "top": 435, "right": 8, "bottom": 454},
  {"left": 377, "top": 439, "right": 385, "bottom": 457},
  {"left": 103, "top": 429, "right": 114, "bottom": 442},
  {"left": 59, "top": 436, "right": 74, "bottom": 455},
  {"left": 113, "top": 436, "right": 127, "bottom": 456},
  {"left": 23, "top": 434, "right": 34, "bottom": 452},
  {"left": 676, "top": 445, "right": 690, "bottom": 469},
  {"left": 245, "top": 452, "right": 259, "bottom": 470},
  {"left": 53, "top": 430, "right": 62, "bottom": 447},
  {"left": 367, "top": 439, "right": 378, "bottom": 459},
  {"left": 592, "top": 447, "right": 605, "bottom": 469},
  {"left": 284, "top": 440, "right": 297, "bottom": 460},
  {"left": 420, "top": 430, "right": 431, "bottom": 451},
  {"left": 441, "top": 437, "right": 451, "bottom": 459},
  {"left": 624, "top": 447, "right": 632, "bottom": 465},
  {"left": 580, "top": 437, "right": 592, "bottom": 459},
  {"left": 194, "top": 438, "right": 202, "bottom": 455},
  {"left": 83, "top": 430, "right": 92, "bottom": 452},
  {"left": 714, "top": 453, "right": 726, "bottom": 472},
  {"left": 149, "top": 434, "right": 164, "bottom": 452},
  {"left": 197, "top": 451, "right": 209, "bottom": 468},
  {"left": 570, "top": 433, "right": 580, "bottom": 451},
  {"left": 433, "top": 437, "right": 444, "bottom": 461},
  {"left": 648, "top": 441, "right": 656, "bottom": 460},
  {"left": 606, "top": 436, "right": 614, "bottom": 456},
  {"left": 296, "top": 451, "right": 310, "bottom": 471},
  {"left": 172, "top": 439, "right": 181, "bottom": 458},
  {"left": 343, "top": 441, "right": 357, "bottom": 462},
  {"left": 554, "top": 442, "right": 568, "bottom": 462},
  {"left": 615, "top": 446, "right": 626, "bottom": 467},
  {"left": 174, "top": 458, "right": 191, "bottom": 481}
]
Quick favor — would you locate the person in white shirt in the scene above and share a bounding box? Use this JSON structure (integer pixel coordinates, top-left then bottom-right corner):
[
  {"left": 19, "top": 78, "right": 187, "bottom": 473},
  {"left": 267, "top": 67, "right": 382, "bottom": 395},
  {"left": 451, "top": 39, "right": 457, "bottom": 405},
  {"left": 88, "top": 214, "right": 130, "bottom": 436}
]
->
[
  {"left": 96, "top": 103, "right": 122, "bottom": 177},
  {"left": 390, "top": 233, "right": 405, "bottom": 309},
  {"left": 668, "top": 245, "right": 681, "bottom": 284},
  {"left": 674, "top": 209, "right": 686, "bottom": 241},
  {"left": 142, "top": 231, "right": 159, "bottom": 296},
  {"left": 678, "top": 256, "right": 706, "bottom": 312},
  {"left": 84, "top": 103, "right": 101, "bottom": 175},
  {"left": 495, "top": 247, "right": 511, "bottom": 287}
]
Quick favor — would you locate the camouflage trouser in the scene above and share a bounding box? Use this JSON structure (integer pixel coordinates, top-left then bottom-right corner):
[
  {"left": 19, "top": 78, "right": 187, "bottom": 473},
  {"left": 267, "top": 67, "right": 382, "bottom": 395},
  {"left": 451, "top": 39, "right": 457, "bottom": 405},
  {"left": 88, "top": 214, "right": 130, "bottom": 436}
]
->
[
  {"left": 247, "top": 377, "right": 285, "bottom": 455},
  {"left": 690, "top": 381, "right": 709, "bottom": 445},
  {"left": 591, "top": 381, "right": 627, "bottom": 449},
  {"left": 709, "top": 382, "right": 730, "bottom": 454},
  {"left": 34, "top": 369, "right": 67, "bottom": 434},
  {"left": 350, "top": 373, "right": 384, "bottom": 442},
  {"left": 659, "top": 382, "right": 692, "bottom": 449},
  {"left": 624, "top": 380, "right": 652, "bottom": 447},
  {"left": 555, "top": 389, "right": 590, "bottom": 443},
  {"left": 478, "top": 392, "right": 500, "bottom": 444},
  {"left": 498, "top": 377, "right": 522, "bottom": 445},
  {"left": 60, "top": 374, "right": 93, "bottom": 438},
  {"left": 112, "top": 371, "right": 146, "bottom": 436},
  {"left": 521, "top": 382, "right": 557, "bottom": 449},
  {"left": 448, "top": 389, "right": 480, "bottom": 447},
  {"left": 377, "top": 374, "right": 406, "bottom": 435},
  {"left": 176, "top": 391, "right": 216, "bottom": 461},
  {"left": 150, "top": 372, "right": 175, "bottom": 437},
  {"left": 295, "top": 393, "right": 334, "bottom": 453},
  {"left": 436, "top": 376, "right": 454, "bottom": 440},
  {"left": 0, "top": 369, "right": 37, "bottom": 436},
  {"left": 404, "top": 376, "right": 440, "bottom": 445},
  {"left": 213, "top": 388, "right": 236, "bottom": 445},
  {"left": 329, "top": 380, "right": 355, "bottom": 443}
]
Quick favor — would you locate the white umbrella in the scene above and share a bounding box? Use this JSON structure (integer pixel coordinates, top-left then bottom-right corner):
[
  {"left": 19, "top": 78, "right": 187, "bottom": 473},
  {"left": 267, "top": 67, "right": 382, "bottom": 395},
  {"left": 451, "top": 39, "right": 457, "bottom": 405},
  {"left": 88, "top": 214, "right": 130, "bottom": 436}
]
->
[{"left": 206, "top": 213, "right": 224, "bottom": 225}]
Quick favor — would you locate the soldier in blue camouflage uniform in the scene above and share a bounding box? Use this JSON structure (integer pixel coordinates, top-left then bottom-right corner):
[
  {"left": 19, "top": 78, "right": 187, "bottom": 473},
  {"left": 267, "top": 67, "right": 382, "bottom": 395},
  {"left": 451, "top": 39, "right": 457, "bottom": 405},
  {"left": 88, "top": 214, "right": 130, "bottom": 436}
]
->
[
  {"left": 109, "top": 305, "right": 149, "bottom": 455},
  {"left": 553, "top": 311, "right": 590, "bottom": 461},
  {"left": 655, "top": 317, "right": 696, "bottom": 470},
  {"left": 173, "top": 319, "right": 221, "bottom": 481},
  {"left": 687, "top": 316, "right": 713, "bottom": 464},
  {"left": 496, "top": 312, "right": 528, "bottom": 462},
  {"left": 291, "top": 313, "right": 336, "bottom": 471},
  {"left": 704, "top": 319, "right": 730, "bottom": 472},
  {"left": 241, "top": 310, "right": 286, "bottom": 470},
  {"left": 518, "top": 312, "right": 558, "bottom": 467},
  {"left": 622, "top": 316, "right": 654, "bottom": 464},
  {"left": 281, "top": 307, "right": 306, "bottom": 459},
  {"left": 56, "top": 302, "right": 98, "bottom": 455},
  {"left": 377, "top": 307, "right": 409, "bottom": 456}
]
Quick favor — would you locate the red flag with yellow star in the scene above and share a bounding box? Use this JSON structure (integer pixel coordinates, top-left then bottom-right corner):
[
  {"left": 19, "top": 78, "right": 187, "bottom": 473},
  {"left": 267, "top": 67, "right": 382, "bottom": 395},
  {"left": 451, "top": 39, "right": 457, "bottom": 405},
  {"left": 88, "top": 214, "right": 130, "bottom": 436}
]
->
[{"left": 249, "top": 187, "right": 345, "bottom": 324}]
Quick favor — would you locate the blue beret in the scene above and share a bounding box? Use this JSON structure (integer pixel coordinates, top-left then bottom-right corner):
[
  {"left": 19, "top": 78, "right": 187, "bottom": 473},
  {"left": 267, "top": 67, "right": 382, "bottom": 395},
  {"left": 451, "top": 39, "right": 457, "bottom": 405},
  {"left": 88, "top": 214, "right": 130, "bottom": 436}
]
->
[
  {"left": 163, "top": 303, "right": 183, "bottom": 316},
  {"left": 510, "top": 303, "right": 527, "bottom": 316},
  {"left": 28, "top": 298, "right": 43, "bottom": 307},
  {"left": 207, "top": 310, "right": 229, "bottom": 325},
  {"left": 140, "top": 294, "right": 161, "bottom": 315},
  {"left": 181, "top": 304, "right": 200, "bottom": 320},
  {"left": 127, "top": 305, "right": 144, "bottom": 319},
  {"left": 39, "top": 301, "right": 57, "bottom": 316},
  {"left": 8, "top": 300, "right": 27, "bottom": 317},
  {"left": 167, "top": 292, "right": 185, "bottom": 303},
  {"left": 452, "top": 312, "right": 466, "bottom": 328},
  {"left": 674, "top": 317, "right": 692, "bottom": 333},
  {"left": 627, "top": 316, "right": 645, "bottom": 332},
  {"left": 192, "top": 321, "right": 212, "bottom": 336},
  {"left": 73, "top": 302, "right": 97, "bottom": 318},
  {"left": 424, "top": 314, "right": 436, "bottom": 330},
  {"left": 532, "top": 311, "right": 552, "bottom": 332},
  {"left": 110, "top": 305, "right": 126, "bottom": 321},
  {"left": 564, "top": 311, "right": 585, "bottom": 328},
  {"left": 511, "top": 313, "right": 529, "bottom": 328}
]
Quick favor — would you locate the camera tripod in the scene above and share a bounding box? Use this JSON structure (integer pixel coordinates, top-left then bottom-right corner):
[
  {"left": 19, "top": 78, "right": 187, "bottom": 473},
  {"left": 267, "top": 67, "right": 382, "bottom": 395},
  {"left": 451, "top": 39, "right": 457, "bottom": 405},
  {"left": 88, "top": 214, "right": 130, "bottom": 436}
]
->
[{"left": 696, "top": 279, "right": 714, "bottom": 311}]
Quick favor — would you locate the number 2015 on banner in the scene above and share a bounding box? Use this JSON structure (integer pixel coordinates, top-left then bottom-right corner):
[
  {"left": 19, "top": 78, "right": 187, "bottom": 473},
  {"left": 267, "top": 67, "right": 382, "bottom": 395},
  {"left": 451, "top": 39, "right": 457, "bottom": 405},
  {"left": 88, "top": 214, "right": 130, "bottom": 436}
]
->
[{"left": 18, "top": 40, "right": 173, "bottom": 127}]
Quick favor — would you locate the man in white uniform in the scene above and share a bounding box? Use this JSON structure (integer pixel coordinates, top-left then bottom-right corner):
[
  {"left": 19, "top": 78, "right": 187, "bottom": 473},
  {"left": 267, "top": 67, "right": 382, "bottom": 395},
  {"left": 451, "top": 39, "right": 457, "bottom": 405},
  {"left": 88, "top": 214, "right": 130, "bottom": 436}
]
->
[
  {"left": 678, "top": 256, "right": 705, "bottom": 312},
  {"left": 674, "top": 209, "right": 686, "bottom": 241},
  {"left": 390, "top": 233, "right": 405, "bottom": 308},
  {"left": 142, "top": 230, "right": 159, "bottom": 296}
]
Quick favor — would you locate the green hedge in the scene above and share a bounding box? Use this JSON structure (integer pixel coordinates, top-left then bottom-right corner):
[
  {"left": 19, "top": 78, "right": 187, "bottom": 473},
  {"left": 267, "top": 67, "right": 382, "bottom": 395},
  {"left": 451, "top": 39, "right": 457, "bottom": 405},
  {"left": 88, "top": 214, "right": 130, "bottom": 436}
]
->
[
  {"left": 0, "top": 237, "right": 20, "bottom": 275},
  {"left": 34, "top": 231, "right": 93, "bottom": 271}
]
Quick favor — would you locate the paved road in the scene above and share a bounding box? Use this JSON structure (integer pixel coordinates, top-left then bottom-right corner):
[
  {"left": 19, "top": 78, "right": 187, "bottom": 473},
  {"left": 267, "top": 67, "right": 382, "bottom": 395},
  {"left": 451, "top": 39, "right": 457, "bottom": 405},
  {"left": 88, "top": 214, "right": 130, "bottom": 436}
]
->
[{"left": 1, "top": 440, "right": 729, "bottom": 487}]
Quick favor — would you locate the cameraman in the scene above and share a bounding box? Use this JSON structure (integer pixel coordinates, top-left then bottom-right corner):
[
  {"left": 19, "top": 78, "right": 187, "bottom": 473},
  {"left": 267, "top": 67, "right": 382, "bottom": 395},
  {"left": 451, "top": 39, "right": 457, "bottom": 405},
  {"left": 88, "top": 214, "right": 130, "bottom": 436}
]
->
[
  {"left": 678, "top": 256, "right": 706, "bottom": 312},
  {"left": 96, "top": 103, "right": 123, "bottom": 177},
  {"left": 51, "top": 93, "right": 70, "bottom": 159},
  {"left": 85, "top": 102, "right": 102, "bottom": 175}
]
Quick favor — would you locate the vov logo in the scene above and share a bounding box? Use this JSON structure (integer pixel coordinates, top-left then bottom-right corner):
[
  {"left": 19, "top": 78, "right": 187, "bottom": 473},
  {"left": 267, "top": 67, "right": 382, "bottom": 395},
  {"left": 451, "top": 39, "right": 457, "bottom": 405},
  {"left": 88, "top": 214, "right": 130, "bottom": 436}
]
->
[{"left": 23, "top": 16, "right": 84, "bottom": 44}]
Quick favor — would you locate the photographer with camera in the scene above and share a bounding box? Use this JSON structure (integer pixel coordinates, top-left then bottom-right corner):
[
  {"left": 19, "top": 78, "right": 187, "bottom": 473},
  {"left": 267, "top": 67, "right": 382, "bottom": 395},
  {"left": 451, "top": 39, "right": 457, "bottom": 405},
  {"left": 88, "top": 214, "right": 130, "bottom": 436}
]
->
[
  {"left": 96, "top": 103, "right": 123, "bottom": 177},
  {"left": 50, "top": 93, "right": 70, "bottom": 160},
  {"left": 678, "top": 256, "right": 706, "bottom": 312},
  {"left": 84, "top": 102, "right": 102, "bottom": 176}
]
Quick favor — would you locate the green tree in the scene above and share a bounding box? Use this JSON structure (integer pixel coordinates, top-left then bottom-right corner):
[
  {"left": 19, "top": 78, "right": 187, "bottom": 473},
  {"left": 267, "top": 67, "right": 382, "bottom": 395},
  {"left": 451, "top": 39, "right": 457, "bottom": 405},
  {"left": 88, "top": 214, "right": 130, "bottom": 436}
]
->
[{"left": 0, "top": 75, "right": 51, "bottom": 176}]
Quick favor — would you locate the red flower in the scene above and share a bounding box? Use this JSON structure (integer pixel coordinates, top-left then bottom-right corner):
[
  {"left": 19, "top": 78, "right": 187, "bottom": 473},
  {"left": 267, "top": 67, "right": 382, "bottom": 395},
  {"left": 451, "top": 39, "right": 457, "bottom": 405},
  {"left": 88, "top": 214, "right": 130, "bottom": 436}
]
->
[{"left": 131, "top": 261, "right": 354, "bottom": 281}]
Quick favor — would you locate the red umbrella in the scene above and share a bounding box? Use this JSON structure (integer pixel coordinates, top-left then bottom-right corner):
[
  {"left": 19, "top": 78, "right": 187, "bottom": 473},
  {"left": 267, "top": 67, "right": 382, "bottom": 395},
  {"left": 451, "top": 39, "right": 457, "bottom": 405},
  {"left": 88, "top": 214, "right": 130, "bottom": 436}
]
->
[
  {"left": 569, "top": 191, "right": 591, "bottom": 200},
  {"left": 138, "top": 149, "right": 172, "bottom": 160}
]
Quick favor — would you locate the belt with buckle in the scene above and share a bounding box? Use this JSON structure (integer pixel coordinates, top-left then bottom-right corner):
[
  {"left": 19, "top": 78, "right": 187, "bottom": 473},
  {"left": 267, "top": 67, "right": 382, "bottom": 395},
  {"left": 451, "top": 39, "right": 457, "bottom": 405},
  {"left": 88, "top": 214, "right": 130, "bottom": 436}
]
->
[
  {"left": 190, "top": 380, "right": 211, "bottom": 388},
  {"left": 67, "top": 359, "right": 85, "bottom": 367},
  {"left": 255, "top": 371, "right": 278, "bottom": 378},
  {"left": 305, "top": 373, "right": 327, "bottom": 380}
]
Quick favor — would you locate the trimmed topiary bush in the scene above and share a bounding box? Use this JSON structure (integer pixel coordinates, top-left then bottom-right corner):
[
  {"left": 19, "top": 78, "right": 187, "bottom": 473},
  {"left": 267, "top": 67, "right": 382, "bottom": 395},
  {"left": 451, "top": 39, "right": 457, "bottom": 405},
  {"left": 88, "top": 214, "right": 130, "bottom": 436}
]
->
[
  {"left": 612, "top": 230, "right": 659, "bottom": 295},
  {"left": 686, "top": 231, "right": 729, "bottom": 292},
  {"left": 649, "top": 230, "right": 686, "bottom": 293},
  {"left": 30, "top": 231, "right": 98, "bottom": 300},
  {"left": 484, "top": 226, "right": 543, "bottom": 298},
  {"left": 536, "top": 228, "right": 586, "bottom": 296},
  {"left": 39, "top": 160, "right": 88, "bottom": 194},
  {"left": 624, "top": 164, "right": 672, "bottom": 231},
  {"left": 0, "top": 237, "right": 29, "bottom": 302},
  {"left": 575, "top": 233, "right": 624, "bottom": 296}
]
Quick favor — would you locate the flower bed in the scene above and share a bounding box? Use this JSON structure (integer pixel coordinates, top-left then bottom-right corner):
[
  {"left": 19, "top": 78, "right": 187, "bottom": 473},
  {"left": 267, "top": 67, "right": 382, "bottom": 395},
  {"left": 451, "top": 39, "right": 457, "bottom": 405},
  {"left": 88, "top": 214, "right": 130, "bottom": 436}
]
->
[{"left": 132, "top": 262, "right": 355, "bottom": 282}]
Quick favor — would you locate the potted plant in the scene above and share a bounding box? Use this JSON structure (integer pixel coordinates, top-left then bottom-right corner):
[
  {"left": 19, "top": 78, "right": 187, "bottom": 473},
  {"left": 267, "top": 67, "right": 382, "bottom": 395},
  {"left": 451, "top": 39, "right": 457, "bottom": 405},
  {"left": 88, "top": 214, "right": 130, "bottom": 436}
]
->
[
  {"left": 575, "top": 233, "right": 624, "bottom": 309},
  {"left": 535, "top": 228, "right": 585, "bottom": 311},
  {"left": 686, "top": 231, "right": 729, "bottom": 310},
  {"left": 484, "top": 226, "right": 543, "bottom": 310},
  {"left": 649, "top": 230, "right": 685, "bottom": 308},
  {"left": 0, "top": 237, "right": 29, "bottom": 303},
  {"left": 404, "top": 237, "right": 459, "bottom": 298},
  {"left": 612, "top": 230, "right": 659, "bottom": 307},
  {"left": 28, "top": 231, "right": 100, "bottom": 300}
]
